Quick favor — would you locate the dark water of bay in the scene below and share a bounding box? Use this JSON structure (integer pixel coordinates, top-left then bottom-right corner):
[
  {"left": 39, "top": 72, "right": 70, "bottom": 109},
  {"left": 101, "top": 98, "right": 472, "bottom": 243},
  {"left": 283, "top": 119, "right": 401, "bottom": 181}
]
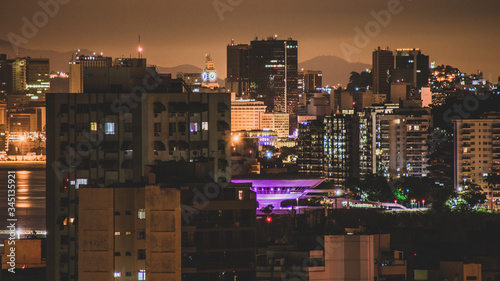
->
[{"left": 0, "top": 169, "right": 46, "bottom": 240}]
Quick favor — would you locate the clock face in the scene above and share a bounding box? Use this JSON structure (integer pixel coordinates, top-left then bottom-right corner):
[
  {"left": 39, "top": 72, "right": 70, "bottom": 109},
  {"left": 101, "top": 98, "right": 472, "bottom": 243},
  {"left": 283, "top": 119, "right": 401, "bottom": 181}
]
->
[
  {"left": 202, "top": 72, "right": 208, "bottom": 82},
  {"left": 209, "top": 72, "right": 217, "bottom": 81}
]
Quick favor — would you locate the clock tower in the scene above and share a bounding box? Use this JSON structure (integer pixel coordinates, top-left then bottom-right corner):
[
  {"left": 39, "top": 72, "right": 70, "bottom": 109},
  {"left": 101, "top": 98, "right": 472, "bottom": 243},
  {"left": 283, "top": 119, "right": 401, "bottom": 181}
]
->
[{"left": 201, "top": 54, "right": 220, "bottom": 89}]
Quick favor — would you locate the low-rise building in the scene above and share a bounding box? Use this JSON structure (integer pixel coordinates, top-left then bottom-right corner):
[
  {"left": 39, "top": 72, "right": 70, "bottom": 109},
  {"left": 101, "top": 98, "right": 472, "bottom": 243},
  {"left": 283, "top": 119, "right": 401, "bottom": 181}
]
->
[{"left": 309, "top": 234, "right": 406, "bottom": 281}]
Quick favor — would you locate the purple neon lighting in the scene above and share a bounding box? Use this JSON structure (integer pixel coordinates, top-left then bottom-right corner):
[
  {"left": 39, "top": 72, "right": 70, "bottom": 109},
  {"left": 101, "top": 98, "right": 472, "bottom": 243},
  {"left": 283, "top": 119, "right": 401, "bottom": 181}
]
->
[{"left": 232, "top": 178, "right": 324, "bottom": 209}]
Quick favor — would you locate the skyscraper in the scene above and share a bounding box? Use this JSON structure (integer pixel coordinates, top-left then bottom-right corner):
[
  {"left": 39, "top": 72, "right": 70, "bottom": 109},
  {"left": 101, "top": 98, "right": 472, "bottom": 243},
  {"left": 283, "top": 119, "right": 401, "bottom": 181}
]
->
[
  {"left": 372, "top": 47, "right": 394, "bottom": 97},
  {"left": 323, "top": 113, "right": 359, "bottom": 188},
  {"left": 392, "top": 48, "right": 430, "bottom": 90},
  {"left": 249, "top": 37, "right": 298, "bottom": 115},
  {"left": 0, "top": 54, "right": 12, "bottom": 103},
  {"left": 226, "top": 42, "right": 251, "bottom": 98},
  {"left": 297, "top": 118, "right": 325, "bottom": 177},
  {"left": 298, "top": 70, "right": 323, "bottom": 94},
  {"left": 1, "top": 56, "right": 50, "bottom": 105}
]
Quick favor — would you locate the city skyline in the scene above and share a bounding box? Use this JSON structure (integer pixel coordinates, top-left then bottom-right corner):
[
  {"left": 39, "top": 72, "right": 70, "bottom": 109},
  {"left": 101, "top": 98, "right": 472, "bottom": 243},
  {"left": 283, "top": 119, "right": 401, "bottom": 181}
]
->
[
  {"left": 1, "top": 0, "right": 499, "bottom": 82},
  {"left": 2, "top": 1, "right": 500, "bottom": 280}
]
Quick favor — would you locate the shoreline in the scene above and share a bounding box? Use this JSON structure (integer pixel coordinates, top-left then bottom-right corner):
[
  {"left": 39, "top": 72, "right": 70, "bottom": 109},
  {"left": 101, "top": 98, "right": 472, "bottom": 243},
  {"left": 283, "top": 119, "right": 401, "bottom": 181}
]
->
[{"left": 0, "top": 161, "right": 46, "bottom": 170}]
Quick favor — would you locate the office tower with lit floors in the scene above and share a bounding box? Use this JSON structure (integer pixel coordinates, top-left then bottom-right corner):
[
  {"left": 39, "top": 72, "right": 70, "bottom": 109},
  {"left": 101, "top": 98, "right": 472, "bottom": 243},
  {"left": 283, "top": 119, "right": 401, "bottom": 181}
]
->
[
  {"left": 298, "top": 70, "right": 322, "bottom": 94},
  {"left": 323, "top": 113, "right": 359, "bottom": 188},
  {"left": 1, "top": 56, "right": 50, "bottom": 106},
  {"left": 249, "top": 37, "right": 299, "bottom": 132},
  {"left": 249, "top": 37, "right": 298, "bottom": 114},
  {"left": 297, "top": 117, "right": 325, "bottom": 177}
]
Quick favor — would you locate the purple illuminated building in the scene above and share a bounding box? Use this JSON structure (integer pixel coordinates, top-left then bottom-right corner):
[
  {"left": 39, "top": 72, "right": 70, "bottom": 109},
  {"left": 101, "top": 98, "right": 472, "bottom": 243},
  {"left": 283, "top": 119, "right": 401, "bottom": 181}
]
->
[{"left": 231, "top": 178, "right": 324, "bottom": 209}]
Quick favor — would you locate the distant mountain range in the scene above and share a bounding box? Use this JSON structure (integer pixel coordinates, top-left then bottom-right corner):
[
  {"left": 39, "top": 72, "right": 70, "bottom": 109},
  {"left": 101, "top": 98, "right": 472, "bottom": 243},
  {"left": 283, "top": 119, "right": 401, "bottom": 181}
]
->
[
  {"left": 0, "top": 39, "right": 370, "bottom": 87},
  {"left": 299, "top": 55, "right": 371, "bottom": 87},
  {"left": 0, "top": 39, "right": 92, "bottom": 74}
]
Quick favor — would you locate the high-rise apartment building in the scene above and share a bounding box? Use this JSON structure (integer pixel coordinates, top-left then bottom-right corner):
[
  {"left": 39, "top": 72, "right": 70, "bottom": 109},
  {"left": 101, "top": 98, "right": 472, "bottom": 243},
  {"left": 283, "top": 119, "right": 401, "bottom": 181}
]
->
[
  {"left": 453, "top": 112, "right": 500, "bottom": 210},
  {"left": 298, "top": 102, "right": 431, "bottom": 184},
  {"left": 226, "top": 42, "right": 251, "bottom": 98},
  {"left": 372, "top": 47, "right": 394, "bottom": 97},
  {"left": 78, "top": 180, "right": 257, "bottom": 281},
  {"left": 46, "top": 58, "right": 232, "bottom": 281},
  {"left": 375, "top": 103, "right": 432, "bottom": 178}
]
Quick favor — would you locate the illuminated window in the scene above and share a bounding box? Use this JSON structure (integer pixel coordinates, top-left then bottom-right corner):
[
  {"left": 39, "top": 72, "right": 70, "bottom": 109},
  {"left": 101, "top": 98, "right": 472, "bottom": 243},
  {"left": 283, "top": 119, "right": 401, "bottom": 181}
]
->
[
  {"left": 138, "top": 209, "right": 146, "bottom": 220},
  {"left": 238, "top": 190, "right": 244, "bottom": 200},
  {"left": 105, "top": 122, "right": 116, "bottom": 135},
  {"left": 114, "top": 272, "right": 121, "bottom": 277},
  {"left": 138, "top": 270, "right": 146, "bottom": 280},
  {"left": 115, "top": 232, "right": 120, "bottom": 236},
  {"left": 75, "top": 178, "right": 87, "bottom": 189},
  {"left": 190, "top": 122, "right": 199, "bottom": 133},
  {"left": 90, "top": 122, "right": 97, "bottom": 131},
  {"left": 202, "top": 122, "right": 208, "bottom": 131},
  {"left": 125, "top": 231, "right": 132, "bottom": 236}
]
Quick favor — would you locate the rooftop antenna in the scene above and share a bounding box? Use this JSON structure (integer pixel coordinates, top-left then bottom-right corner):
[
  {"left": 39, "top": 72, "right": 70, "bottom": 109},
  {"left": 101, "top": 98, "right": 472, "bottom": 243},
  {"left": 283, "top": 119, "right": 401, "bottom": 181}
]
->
[{"left": 138, "top": 35, "right": 143, "bottom": 59}]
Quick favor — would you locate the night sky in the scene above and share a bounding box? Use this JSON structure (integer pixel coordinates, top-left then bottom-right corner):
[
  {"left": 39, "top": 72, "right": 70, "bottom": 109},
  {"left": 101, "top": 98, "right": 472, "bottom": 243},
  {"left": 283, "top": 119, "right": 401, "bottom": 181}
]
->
[{"left": 1, "top": 0, "right": 499, "bottom": 80}]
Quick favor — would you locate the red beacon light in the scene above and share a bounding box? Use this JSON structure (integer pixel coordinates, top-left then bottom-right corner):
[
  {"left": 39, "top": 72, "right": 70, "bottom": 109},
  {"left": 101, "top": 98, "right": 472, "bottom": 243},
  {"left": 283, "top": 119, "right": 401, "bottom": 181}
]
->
[{"left": 266, "top": 216, "right": 272, "bottom": 223}]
